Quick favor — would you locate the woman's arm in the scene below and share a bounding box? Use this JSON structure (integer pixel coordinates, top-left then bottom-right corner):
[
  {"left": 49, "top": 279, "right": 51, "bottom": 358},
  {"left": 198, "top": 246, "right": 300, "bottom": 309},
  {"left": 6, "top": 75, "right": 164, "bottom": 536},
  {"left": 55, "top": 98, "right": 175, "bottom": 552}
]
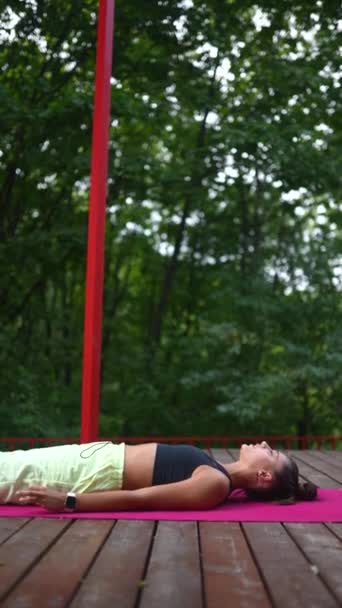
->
[
  {"left": 16, "top": 468, "right": 230, "bottom": 512},
  {"left": 78, "top": 469, "right": 229, "bottom": 511}
]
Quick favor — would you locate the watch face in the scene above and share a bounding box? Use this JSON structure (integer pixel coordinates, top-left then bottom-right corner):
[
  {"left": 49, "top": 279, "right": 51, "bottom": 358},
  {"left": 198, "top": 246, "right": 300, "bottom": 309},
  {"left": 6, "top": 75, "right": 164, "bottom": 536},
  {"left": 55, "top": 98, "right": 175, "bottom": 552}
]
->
[{"left": 65, "top": 493, "right": 77, "bottom": 510}]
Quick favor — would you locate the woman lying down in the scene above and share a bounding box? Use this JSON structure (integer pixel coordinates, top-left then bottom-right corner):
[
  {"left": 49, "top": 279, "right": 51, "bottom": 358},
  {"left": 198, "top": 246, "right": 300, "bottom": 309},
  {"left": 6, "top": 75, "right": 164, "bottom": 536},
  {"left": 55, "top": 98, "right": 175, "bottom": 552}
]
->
[{"left": 0, "top": 440, "right": 317, "bottom": 512}]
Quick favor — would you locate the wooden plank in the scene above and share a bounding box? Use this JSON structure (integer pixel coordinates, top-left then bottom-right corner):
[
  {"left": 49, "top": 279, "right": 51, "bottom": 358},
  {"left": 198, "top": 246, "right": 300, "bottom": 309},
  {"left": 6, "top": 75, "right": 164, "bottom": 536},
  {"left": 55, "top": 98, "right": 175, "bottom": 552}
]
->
[
  {"left": 139, "top": 521, "right": 202, "bottom": 608},
  {"left": 70, "top": 520, "right": 154, "bottom": 608},
  {"left": 293, "top": 450, "right": 342, "bottom": 484},
  {"left": 322, "top": 451, "right": 342, "bottom": 462},
  {"left": 200, "top": 522, "right": 271, "bottom": 608},
  {"left": 0, "top": 518, "right": 29, "bottom": 545},
  {"left": 210, "top": 448, "right": 235, "bottom": 463},
  {"left": 289, "top": 452, "right": 342, "bottom": 485},
  {"left": 325, "top": 523, "right": 342, "bottom": 542},
  {"left": 2, "top": 519, "right": 113, "bottom": 608},
  {"left": 243, "top": 522, "right": 338, "bottom": 608},
  {"left": 305, "top": 450, "right": 342, "bottom": 473},
  {"left": 0, "top": 518, "right": 71, "bottom": 603},
  {"left": 227, "top": 448, "right": 240, "bottom": 461},
  {"left": 289, "top": 455, "right": 340, "bottom": 488},
  {"left": 284, "top": 523, "right": 342, "bottom": 603},
  {"left": 315, "top": 451, "right": 342, "bottom": 468}
]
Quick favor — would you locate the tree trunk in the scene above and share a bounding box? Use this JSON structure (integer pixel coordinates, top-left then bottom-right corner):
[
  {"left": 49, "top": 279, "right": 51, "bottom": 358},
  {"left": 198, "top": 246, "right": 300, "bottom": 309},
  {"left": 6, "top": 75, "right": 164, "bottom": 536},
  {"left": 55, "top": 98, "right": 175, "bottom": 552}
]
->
[
  {"left": 297, "top": 383, "right": 310, "bottom": 449},
  {"left": 149, "top": 55, "right": 221, "bottom": 351}
]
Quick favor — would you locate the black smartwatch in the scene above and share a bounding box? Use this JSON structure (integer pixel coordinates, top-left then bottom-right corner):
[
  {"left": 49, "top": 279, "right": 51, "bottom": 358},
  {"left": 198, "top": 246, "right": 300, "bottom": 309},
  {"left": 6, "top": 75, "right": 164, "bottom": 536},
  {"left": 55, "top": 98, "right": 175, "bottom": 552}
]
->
[{"left": 64, "top": 492, "right": 77, "bottom": 512}]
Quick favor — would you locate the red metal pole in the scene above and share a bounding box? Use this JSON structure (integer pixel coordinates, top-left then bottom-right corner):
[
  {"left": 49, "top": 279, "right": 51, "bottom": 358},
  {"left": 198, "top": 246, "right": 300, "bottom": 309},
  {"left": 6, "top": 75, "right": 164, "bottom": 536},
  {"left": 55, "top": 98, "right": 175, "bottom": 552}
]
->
[{"left": 81, "top": 0, "right": 115, "bottom": 443}]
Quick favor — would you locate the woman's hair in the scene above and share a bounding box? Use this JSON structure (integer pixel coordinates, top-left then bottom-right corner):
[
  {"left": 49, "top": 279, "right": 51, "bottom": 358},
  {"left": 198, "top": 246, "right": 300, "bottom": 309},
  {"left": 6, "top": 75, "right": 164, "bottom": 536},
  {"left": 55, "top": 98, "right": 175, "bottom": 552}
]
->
[{"left": 246, "top": 455, "right": 318, "bottom": 503}]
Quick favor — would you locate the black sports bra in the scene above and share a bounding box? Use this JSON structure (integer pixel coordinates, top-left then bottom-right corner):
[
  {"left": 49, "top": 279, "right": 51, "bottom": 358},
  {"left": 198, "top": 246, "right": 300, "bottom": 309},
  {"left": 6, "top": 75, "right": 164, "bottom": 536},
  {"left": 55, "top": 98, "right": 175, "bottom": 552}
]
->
[{"left": 152, "top": 444, "right": 233, "bottom": 495}]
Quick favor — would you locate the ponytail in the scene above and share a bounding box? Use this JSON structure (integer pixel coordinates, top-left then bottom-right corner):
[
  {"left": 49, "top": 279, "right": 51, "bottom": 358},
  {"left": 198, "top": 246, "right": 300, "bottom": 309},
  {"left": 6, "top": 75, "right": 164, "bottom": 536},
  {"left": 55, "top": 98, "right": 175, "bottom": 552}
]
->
[{"left": 295, "top": 480, "right": 317, "bottom": 501}]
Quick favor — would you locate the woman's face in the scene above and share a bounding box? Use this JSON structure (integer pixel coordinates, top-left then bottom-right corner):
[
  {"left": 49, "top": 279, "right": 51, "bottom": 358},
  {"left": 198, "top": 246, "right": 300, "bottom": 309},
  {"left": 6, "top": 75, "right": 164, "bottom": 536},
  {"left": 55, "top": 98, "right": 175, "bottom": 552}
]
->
[{"left": 239, "top": 441, "right": 287, "bottom": 474}]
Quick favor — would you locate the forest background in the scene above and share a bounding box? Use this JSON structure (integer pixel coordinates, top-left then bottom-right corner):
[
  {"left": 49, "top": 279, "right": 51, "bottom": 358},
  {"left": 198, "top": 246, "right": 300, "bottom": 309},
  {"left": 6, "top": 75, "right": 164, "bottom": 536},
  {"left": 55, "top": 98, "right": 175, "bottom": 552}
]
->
[{"left": 0, "top": 0, "right": 341, "bottom": 441}]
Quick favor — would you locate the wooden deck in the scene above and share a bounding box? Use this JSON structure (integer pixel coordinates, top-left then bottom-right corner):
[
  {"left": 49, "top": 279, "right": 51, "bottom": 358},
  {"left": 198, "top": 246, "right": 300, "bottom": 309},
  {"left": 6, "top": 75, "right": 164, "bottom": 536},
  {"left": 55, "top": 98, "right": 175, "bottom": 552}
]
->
[{"left": 0, "top": 449, "right": 341, "bottom": 608}]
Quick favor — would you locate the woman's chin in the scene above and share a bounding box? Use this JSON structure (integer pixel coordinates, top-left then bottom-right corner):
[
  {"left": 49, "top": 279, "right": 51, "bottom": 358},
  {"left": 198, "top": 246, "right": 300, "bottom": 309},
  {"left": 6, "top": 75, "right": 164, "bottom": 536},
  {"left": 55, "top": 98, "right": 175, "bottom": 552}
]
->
[{"left": 240, "top": 443, "right": 247, "bottom": 457}]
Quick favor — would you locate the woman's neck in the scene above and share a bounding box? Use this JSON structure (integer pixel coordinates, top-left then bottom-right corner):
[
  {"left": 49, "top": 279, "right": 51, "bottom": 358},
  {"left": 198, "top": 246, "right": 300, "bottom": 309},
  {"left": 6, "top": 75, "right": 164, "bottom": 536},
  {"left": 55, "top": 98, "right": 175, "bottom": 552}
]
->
[{"left": 221, "top": 461, "right": 251, "bottom": 490}]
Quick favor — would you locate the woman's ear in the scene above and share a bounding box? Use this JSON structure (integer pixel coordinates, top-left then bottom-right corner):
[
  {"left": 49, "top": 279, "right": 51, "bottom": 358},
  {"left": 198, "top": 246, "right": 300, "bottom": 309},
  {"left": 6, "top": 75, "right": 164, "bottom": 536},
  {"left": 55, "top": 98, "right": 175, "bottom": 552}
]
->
[{"left": 256, "top": 470, "right": 273, "bottom": 488}]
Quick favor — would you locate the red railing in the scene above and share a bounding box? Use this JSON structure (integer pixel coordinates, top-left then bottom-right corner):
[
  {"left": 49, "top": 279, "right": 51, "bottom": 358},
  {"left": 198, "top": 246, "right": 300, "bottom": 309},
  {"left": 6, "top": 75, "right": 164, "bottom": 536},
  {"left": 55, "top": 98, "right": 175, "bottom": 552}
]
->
[{"left": 0, "top": 435, "right": 341, "bottom": 450}]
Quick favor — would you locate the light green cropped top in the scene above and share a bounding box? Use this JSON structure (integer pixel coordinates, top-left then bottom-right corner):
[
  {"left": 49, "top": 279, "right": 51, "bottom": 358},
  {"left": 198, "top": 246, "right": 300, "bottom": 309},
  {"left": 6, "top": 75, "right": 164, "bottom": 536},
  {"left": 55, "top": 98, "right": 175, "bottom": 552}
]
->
[{"left": 0, "top": 442, "right": 125, "bottom": 504}]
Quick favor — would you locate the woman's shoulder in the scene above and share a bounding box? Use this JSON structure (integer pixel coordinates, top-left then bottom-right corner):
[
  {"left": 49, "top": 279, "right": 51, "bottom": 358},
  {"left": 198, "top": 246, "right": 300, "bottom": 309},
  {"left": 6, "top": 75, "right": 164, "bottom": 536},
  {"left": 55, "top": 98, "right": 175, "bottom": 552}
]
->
[{"left": 192, "top": 464, "right": 231, "bottom": 493}]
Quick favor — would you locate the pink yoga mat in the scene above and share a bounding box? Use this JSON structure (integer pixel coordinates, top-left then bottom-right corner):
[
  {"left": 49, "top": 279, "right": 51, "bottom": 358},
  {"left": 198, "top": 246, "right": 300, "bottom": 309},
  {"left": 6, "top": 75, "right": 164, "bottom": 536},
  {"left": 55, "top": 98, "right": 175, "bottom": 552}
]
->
[{"left": 0, "top": 489, "right": 341, "bottom": 522}]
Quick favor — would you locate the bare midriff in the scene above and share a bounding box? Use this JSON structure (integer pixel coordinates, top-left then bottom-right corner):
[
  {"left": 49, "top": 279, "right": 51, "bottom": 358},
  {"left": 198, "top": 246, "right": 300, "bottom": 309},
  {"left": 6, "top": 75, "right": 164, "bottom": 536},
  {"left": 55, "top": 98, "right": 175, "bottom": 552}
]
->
[{"left": 121, "top": 442, "right": 158, "bottom": 490}]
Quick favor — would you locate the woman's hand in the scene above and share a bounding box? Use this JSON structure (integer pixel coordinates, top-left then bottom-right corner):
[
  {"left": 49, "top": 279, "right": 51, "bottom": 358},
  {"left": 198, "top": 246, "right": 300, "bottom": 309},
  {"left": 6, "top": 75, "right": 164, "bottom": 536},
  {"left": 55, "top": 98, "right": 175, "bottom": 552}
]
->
[{"left": 16, "top": 486, "right": 66, "bottom": 512}]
